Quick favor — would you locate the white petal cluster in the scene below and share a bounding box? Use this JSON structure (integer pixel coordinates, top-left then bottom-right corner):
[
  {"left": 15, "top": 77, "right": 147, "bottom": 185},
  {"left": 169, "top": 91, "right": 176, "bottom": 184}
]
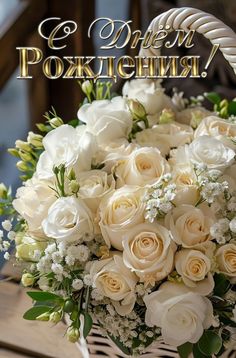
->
[{"left": 7, "top": 78, "right": 236, "bottom": 353}]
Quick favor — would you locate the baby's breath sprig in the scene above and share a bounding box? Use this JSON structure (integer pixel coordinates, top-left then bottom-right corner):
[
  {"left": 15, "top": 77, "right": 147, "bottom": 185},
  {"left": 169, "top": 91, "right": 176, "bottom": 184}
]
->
[{"left": 145, "top": 174, "right": 176, "bottom": 222}]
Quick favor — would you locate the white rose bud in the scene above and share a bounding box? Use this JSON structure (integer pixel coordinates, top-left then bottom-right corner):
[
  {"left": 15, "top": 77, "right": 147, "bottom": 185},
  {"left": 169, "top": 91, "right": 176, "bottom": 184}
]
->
[
  {"left": 0, "top": 183, "right": 7, "bottom": 199},
  {"left": 21, "top": 273, "right": 35, "bottom": 287},
  {"left": 27, "top": 132, "right": 43, "bottom": 148},
  {"left": 128, "top": 99, "right": 147, "bottom": 120},
  {"left": 36, "top": 312, "right": 50, "bottom": 321},
  {"left": 15, "top": 140, "right": 31, "bottom": 152},
  {"left": 49, "top": 311, "right": 62, "bottom": 323},
  {"left": 49, "top": 116, "right": 64, "bottom": 128},
  {"left": 81, "top": 80, "right": 93, "bottom": 96},
  {"left": 66, "top": 327, "right": 80, "bottom": 343}
]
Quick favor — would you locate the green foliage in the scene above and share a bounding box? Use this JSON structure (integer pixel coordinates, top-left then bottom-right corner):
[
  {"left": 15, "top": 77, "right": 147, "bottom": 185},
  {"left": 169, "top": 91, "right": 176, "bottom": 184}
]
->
[
  {"left": 82, "top": 312, "right": 93, "bottom": 338},
  {"left": 109, "top": 334, "right": 132, "bottom": 355},
  {"left": 178, "top": 342, "right": 193, "bottom": 358},
  {"left": 198, "top": 331, "right": 222, "bottom": 356},
  {"left": 23, "top": 306, "right": 52, "bottom": 320},
  {"left": 205, "top": 92, "right": 236, "bottom": 118},
  {"left": 27, "top": 291, "right": 61, "bottom": 302},
  {"left": 0, "top": 185, "right": 15, "bottom": 216},
  {"left": 213, "top": 273, "right": 231, "bottom": 296}
]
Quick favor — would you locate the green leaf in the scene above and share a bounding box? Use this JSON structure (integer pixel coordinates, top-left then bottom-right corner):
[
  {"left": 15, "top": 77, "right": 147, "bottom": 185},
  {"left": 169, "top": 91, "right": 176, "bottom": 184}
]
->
[
  {"left": 82, "top": 312, "right": 93, "bottom": 338},
  {"left": 193, "top": 344, "right": 210, "bottom": 358},
  {"left": 178, "top": 342, "right": 193, "bottom": 358},
  {"left": 213, "top": 273, "right": 231, "bottom": 296},
  {"left": 198, "top": 331, "right": 222, "bottom": 356},
  {"left": 108, "top": 334, "right": 131, "bottom": 355},
  {"left": 27, "top": 291, "right": 61, "bottom": 302},
  {"left": 205, "top": 92, "right": 221, "bottom": 105},
  {"left": 68, "top": 119, "right": 79, "bottom": 128},
  {"left": 228, "top": 101, "right": 236, "bottom": 115},
  {"left": 23, "top": 306, "right": 51, "bottom": 320}
]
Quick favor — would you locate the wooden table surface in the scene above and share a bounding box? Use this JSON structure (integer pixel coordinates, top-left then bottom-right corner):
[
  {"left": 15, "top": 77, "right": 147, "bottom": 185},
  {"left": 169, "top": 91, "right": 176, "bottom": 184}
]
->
[{"left": 0, "top": 261, "right": 81, "bottom": 358}]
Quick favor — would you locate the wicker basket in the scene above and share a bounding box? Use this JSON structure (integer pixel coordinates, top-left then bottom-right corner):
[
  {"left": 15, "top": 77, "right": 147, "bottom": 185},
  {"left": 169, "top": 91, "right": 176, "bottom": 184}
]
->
[
  {"left": 75, "top": 324, "right": 179, "bottom": 358},
  {"left": 73, "top": 6, "right": 236, "bottom": 358}
]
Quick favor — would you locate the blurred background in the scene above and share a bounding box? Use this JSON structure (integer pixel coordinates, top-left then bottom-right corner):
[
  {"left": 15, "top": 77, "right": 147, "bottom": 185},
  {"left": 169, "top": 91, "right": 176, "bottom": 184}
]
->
[{"left": 0, "top": 0, "right": 236, "bottom": 268}]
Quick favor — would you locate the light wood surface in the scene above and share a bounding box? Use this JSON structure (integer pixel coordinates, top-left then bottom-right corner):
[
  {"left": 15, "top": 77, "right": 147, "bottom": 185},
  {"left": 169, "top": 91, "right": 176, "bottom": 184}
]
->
[{"left": 0, "top": 281, "right": 80, "bottom": 358}]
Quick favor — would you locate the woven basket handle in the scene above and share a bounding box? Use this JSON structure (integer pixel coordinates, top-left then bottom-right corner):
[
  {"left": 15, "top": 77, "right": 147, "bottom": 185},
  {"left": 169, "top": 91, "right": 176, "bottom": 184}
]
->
[{"left": 139, "top": 7, "right": 236, "bottom": 75}]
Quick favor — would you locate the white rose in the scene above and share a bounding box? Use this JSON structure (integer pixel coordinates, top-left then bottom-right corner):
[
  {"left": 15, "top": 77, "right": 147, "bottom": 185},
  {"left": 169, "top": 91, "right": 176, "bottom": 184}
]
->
[
  {"left": 165, "top": 204, "right": 215, "bottom": 248},
  {"left": 98, "top": 139, "right": 138, "bottom": 173},
  {"left": 16, "top": 236, "right": 47, "bottom": 261},
  {"left": 115, "top": 147, "right": 169, "bottom": 188},
  {"left": 99, "top": 186, "right": 146, "bottom": 250},
  {"left": 77, "top": 97, "right": 132, "bottom": 144},
  {"left": 176, "top": 106, "right": 212, "bottom": 125},
  {"left": 36, "top": 125, "right": 97, "bottom": 179},
  {"left": 77, "top": 170, "right": 115, "bottom": 212},
  {"left": 144, "top": 282, "right": 213, "bottom": 347},
  {"left": 135, "top": 128, "right": 170, "bottom": 156},
  {"left": 122, "top": 222, "right": 176, "bottom": 285},
  {"left": 171, "top": 165, "right": 200, "bottom": 206},
  {"left": 13, "top": 177, "right": 56, "bottom": 236},
  {"left": 136, "top": 122, "right": 193, "bottom": 156},
  {"left": 122, "top": 79, "right": 174, "bottom": 118},
  {"left": 42, "top": 196, "right": 93, "bottom": 242},
  {"left": 216, "top": 243, "right": 236, "bottom": 279},
  {"left": 188, "top": 136, "right": 235, "bottom": 170},
  {"left": 221, "top": 164, "right": 236, "bottom": 194},
  {"left": 175, "top": 249, "right": 214, "bottom": 295},
  {"left": 194, "top": 116, "right": 236, "bottom": 150},
  {"left": 91, "top": 254, "right": 138, "bottom": 315}
]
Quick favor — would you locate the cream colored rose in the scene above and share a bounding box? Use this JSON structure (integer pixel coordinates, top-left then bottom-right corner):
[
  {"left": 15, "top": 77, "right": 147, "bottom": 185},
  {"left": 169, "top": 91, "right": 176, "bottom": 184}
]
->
[
  {"left": 176, "top": 106, "right": 212, "bottom": 125},
  {"left": 42, "top": 196, "right": 94, "bottom": 242},
  {"left": 77, "top": 170, "right": 115, "bottom": 212},
  {"left": 188, "top": 136, "right": 235, "bottom": 170},
  {"left": 115, "top": 147, "right": 169, "bottom": 188},
  {"left": 165, "top": 204, "right": 215, "bottom": 248},
  {"left": 77, "top": 97, "right": 132, "bottom": 144},
  {"left": 135, "top": 122, "right": 193, "bottom": 156},
  {"left": 122, "top": 222, "right": 176, "bottom": 285},
  {"left": 194, "top": 116, "right": 236, "bottom": 150},
  {"left": 122, "top": 79, "right": 174, "bottom": 118},
  {"left": 99, "top": 140, "right": 138, "bottom": 173},
  {"left": 175, "top": 249, "right": 214, "bottom": 295},
  {"left": 171, "top": 165, "right": 200, "bottom": 206},
  {"left": 99, "top": 186, "right": 146, "bottom": 250},
  {"left": 13, "top": 176, "right": 56, "bottom": 236},
  {"left": 91, "top": 255, "right": 138, "bottom": 315},
  {"left": 144, "top": 282, "right": 213, "bottom": 347},
  {"left": 135, "top": 128, "right": 170, "bottom": 156},
  {"left": 216, "top": 243, "right": 236, "bottom": 279}
]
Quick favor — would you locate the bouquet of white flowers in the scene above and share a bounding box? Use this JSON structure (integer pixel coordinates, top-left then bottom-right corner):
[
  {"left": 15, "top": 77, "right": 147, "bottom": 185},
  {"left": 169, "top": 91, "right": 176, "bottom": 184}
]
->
[{"left": 1, "top": 7, "right": 236, "bottom": 358}]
